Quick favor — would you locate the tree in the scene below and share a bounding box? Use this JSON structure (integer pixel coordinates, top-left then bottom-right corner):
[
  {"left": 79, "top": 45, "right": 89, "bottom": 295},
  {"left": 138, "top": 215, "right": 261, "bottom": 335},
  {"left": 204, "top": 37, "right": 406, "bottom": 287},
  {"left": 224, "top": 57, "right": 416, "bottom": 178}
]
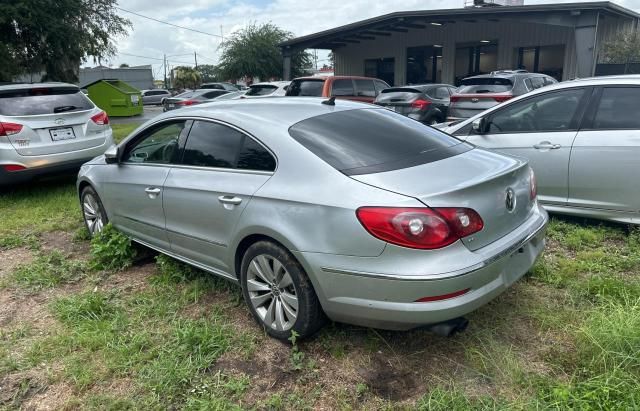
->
[
  {"left": 0, "top": 0, "right": 130, "bottom": 82},
  {"left": 600, "top": 30, "right": 640, "bottom": 64},
  {"left": 197, "top": 64, "right": 219, "bottom": 82},
  {"left": 173, "top": 66, "right": 201, "bottom": 89},
  {"left": 217, "top": 22, "right": 312, "bottom": 81}
]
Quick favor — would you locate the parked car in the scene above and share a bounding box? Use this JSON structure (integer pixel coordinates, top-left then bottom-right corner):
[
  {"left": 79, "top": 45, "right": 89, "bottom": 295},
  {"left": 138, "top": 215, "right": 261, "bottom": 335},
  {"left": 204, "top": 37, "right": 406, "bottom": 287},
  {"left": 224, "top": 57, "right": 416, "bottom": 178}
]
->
[
  {"left": 141, "top": 89, "right": 171, "bottom": 105},
  {"left": 77, "top": 98, "right": 547, "bottom": 340},
  {"left": 286, "top": 76, "right": 390, "bottom": 103},
  {"left": 210, "top": 90, "right": 246, "bottom": 101},
  {"left": 162, "top": 89, "right": 230, "bottom": 111},
  {"left": 448, "top": 70, "right": 557, "bottom": 120},
  {"left": 374, "top": 84, "right": 458, "bottom": 125},
  {"left": 0, "top": 83, "right": 113, "bottom": 185},
  {"left": 440, "top": 75, "right": 640, "bottom": 225},
  {"left": 200, "top": 82, "right": 240, "bottom": 91},
  {"left": 241, "top": 81, "right": 290, "bottom": 98}
]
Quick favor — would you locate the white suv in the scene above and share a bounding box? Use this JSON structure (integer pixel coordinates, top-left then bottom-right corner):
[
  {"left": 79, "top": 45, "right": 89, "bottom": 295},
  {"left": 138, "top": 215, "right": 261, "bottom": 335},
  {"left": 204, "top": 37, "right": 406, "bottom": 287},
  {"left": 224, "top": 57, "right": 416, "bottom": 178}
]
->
[{"left": 0, "top": 82, "right": 114, "bottom": 185}]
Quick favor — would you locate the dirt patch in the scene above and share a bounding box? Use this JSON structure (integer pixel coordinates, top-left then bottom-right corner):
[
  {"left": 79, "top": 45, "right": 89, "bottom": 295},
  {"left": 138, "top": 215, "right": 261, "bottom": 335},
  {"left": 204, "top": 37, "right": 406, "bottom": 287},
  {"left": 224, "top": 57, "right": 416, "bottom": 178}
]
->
[
  {"left": 40, "top": 231, "right": 90, "bottom": 260},
  {"left": 102, "top": 262, "right": 156, "bottom": 294},
  {"left": 0, "top": 247, "right": 34, "bottom": 279},
  {"left": 357, "top": 353, "right": 419, "bottom": 401},
  {"left": 22, "top": 381, "right": 74, "bottom": 411}
]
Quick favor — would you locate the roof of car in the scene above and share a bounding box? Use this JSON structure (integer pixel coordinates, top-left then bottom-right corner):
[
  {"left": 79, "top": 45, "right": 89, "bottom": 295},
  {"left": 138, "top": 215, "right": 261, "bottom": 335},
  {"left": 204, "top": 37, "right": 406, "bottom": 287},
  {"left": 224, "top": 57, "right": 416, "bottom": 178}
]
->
[
  {"left": 291, "top": 75, "right": 384, "bottom": 81},
  {"left": 0, "top": 82, "right": 78, "bottom": 91},
  {"left": 252, "top": 81, "right": 290, "bottom": 87}
]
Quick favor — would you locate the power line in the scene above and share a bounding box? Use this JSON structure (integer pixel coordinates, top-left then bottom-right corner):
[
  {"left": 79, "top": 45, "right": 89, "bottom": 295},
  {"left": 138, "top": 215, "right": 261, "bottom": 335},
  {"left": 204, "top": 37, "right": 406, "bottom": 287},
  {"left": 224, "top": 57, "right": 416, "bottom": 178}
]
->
[
  {"left": 118, "top": 52, "right": 194, "bottom": 66},
  {"left": 116, "top": 7, "right": 223, "bottom": 38}
]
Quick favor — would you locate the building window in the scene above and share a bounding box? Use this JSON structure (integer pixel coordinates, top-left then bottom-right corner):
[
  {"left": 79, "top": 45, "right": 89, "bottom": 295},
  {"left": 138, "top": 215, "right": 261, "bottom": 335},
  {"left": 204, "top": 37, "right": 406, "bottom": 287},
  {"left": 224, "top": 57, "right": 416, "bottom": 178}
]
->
[
  {"left": 364, "top": 58, "right": 395, "bottom": 86},
  {"left": 406, "top": 46, "right": 443, "bottom": 85},
  {"left": 454, "top": 42, "right": 498, "bottom": 85},
  {"left": 516, "top": 45, "right": 565, "bottom": 81}
]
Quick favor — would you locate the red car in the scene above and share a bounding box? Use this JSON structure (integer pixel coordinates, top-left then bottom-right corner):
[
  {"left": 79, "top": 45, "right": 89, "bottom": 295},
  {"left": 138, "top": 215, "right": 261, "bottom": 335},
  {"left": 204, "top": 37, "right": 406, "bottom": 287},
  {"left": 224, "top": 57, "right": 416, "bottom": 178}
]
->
[{"left": 286, "top": 76, "right": 390, "bottom": 103}]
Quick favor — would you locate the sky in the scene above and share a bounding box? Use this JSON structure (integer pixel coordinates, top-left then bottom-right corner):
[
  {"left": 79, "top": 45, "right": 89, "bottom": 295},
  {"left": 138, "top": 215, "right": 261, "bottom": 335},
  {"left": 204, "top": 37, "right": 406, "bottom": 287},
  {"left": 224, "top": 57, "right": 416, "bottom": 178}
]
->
[{"left": 106, "top": 0, "right": 640, "bottom": 79}]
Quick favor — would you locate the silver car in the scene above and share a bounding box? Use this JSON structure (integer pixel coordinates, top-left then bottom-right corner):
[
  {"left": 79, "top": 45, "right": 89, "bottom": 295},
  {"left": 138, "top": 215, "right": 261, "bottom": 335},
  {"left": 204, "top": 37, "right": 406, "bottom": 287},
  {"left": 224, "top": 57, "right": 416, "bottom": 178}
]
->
[
  {"left": 441, "top": 75, "right": 640, "bottom": 225},
  {"left": 77, "top": 98, "right": 547, "bottom": 340},
  {"left": 141, "top": 89, "right": 171, "bottom": 105},
  {"left": 241, "top": 81, "right": 290, "bottom": 98},
  {"left": 0, "top": 83, "right": 114, "bottom": 185}
]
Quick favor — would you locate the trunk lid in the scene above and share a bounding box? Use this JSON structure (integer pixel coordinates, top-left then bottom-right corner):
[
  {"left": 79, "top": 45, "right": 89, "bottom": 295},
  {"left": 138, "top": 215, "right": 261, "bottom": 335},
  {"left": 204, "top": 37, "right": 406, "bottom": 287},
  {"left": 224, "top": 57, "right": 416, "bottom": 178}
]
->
[
  {"left": 374, "top": 88, "right": 426, "bottom": 115},
  {"left": 351, "top": 148, "right": 534, "bottom": 251},
  {"left": 449, "top": 94, "right": 511, "bottom": 119}
]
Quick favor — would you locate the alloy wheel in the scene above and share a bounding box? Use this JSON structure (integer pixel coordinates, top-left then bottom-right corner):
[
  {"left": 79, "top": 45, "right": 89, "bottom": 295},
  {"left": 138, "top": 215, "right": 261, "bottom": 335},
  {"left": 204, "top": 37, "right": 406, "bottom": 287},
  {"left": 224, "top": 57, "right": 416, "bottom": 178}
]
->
[
  {"left": 83, "top": 193, "right": 104, "bottom": 235},
  {"left": 246, "top": 254, "right": 298, "bottom": 331}
]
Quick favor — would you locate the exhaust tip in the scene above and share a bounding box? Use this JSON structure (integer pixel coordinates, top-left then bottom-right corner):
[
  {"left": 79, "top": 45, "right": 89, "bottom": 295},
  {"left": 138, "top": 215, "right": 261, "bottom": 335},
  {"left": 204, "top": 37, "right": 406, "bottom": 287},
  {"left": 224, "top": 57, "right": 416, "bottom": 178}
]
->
[{"left": 427, "top": 317, "right": 469, "bottom": 337}]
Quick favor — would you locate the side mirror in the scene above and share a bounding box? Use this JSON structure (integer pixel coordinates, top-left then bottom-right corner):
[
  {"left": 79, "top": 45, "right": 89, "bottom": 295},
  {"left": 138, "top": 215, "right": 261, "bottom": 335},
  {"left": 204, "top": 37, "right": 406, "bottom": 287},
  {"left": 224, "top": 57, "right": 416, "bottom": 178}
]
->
[
  {"left": 104, "top": 144, "right": 119, "bottom": 164},
  {"left": 472, "top": 117, "right": 488, "bottom": 134}
]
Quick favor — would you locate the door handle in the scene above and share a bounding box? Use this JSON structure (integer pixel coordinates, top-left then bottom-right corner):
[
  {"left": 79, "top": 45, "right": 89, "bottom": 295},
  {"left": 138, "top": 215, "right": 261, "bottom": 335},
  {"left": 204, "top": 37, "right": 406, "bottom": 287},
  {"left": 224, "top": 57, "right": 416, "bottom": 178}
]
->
[
  {"left": 218, "top": 195, "right": 242, "bottom": 205},
  {"left": 533, "top": 141, "right": 561, "bottom": 150},
  {"left": 145, "top": 187, "right": 161, "bottom": 199}
]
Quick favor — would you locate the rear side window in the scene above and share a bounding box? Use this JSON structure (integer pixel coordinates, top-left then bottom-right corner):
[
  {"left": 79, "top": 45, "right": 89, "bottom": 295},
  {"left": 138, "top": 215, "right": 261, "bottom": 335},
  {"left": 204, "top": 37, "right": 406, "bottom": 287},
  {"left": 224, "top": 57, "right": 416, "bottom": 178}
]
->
[
  {"left": 289, "top": 109, "right": 470, "bottom": 175},
  {"left": 331, "top": 79, "right": 354, "bottom": 96},
  {"left": 246, "top": 85, "right": 277, "bottom": 96},
  {"left": 0, "top": 87, "right": 93, "bottom": 116},
  {"left": 458, "top": 78, "right": 513, "bottom": 94},
  {"left": 593, "top": 87, "right": 640, "bottom": 130},
  {"left": 286, "top": 79, "right": 325, "bottom": 96},
  {"left": 354, "top": 80, "right": 376, "bottom": 97},
  {"left": 182, "top": 120, "right": 276, "bottom": 171}
]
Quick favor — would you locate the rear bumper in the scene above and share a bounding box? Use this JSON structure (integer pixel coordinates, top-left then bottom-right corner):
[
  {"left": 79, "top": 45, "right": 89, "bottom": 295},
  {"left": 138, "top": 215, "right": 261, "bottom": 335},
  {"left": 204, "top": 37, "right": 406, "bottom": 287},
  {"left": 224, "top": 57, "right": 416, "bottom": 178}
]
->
[
  {"left": 296, "top": 205, "right": 548, "bottom": 330},
  {"left": 0, "top": 134, "right": 113, "bottom": 185}
]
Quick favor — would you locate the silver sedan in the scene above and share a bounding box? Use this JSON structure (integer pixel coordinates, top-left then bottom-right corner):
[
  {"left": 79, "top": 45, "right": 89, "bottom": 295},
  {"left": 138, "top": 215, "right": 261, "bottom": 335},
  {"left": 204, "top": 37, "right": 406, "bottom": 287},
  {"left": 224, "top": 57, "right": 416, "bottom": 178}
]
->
[{"left": 77, "top": 98, "right": 547, "bottom": 340}]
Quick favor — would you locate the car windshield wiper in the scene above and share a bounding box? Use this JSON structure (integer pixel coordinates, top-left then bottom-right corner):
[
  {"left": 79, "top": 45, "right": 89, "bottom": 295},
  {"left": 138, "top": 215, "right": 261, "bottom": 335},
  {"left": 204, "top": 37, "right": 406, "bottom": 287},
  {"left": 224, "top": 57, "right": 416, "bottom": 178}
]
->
[{"left": 53, "top": 105, "right": 78, "bottom": 113}]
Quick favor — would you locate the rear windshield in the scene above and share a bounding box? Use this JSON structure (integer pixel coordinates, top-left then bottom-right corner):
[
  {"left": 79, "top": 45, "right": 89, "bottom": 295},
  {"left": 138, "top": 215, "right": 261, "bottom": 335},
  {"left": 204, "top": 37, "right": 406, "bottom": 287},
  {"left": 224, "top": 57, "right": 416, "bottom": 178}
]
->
[
  {"left": 286, "top": 79, "right": 325, "bottom": 96},
  {"left": 246, "top": 85, "right": 277, "bottom": 96},
  {"left": 0, "top": 87, "right": 93, "bottom": 116},
  {"left": 200, "top": 84, "right": 223, "bottom": 90},
  {"left": 380, "top": 88, "right": 422, "bottom": 94},
  {"left": 457, "top": 78, "right": 513, "bottom": 94},
  {"left": 289, "top": 109, "right": 471, "bottom": 175}
]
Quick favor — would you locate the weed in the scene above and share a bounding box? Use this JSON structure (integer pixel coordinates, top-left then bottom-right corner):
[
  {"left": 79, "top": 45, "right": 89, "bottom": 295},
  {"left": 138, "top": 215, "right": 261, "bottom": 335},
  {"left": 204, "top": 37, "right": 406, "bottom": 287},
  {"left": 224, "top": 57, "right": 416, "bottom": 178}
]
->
[
  {"left": 288, "top": 330, "right": 306, "bottom": 371},
  {"left": 10, "top": 250, "right": 86, "bottom": 290},
  {"left": 90, "top": 223, "right": 137, "bottom": 271}
]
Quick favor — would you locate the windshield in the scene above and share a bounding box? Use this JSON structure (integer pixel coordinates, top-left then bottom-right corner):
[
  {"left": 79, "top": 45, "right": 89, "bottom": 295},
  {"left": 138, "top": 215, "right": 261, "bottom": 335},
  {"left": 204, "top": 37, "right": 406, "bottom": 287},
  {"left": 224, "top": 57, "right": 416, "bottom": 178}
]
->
[
  {"left": 286, "top": 79, "right": 325, "bottom": 96},
  {"left": 289, "top": 108, "right": 470, "bottom": 175},
  {"left": 457, "top": 78, "right": 513, "bottom": 94},
  {"left": 246, "top": 85, "right": 277, "bottom": 96},
  {"left": 0, "top": 87, "right": 93, "bottom": 116}
]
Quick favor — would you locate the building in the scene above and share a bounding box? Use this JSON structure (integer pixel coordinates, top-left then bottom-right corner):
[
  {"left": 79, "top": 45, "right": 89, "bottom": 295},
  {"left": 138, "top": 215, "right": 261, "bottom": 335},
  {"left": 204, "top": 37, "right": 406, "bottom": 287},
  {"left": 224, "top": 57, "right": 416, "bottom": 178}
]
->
[
  {"left": 79, "top": 65, "right": 154, "bottom": 90},
  {"left": 280, "top": 1, "right": 639, "bottom": 86}
]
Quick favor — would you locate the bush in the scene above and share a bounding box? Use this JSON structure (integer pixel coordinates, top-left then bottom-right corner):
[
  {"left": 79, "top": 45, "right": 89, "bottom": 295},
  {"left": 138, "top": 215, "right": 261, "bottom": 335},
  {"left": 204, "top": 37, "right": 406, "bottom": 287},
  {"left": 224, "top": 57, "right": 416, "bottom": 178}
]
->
[{"left": 90, "top": 223, "right": 137, "bottom": 271}]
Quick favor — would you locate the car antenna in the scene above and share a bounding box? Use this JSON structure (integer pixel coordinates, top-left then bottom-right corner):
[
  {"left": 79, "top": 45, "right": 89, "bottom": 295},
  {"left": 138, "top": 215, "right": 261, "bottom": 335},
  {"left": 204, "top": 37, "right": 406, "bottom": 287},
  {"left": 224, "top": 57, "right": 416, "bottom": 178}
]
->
[{"left": 321, "top": 96, "right": 336, "bottom": 106}]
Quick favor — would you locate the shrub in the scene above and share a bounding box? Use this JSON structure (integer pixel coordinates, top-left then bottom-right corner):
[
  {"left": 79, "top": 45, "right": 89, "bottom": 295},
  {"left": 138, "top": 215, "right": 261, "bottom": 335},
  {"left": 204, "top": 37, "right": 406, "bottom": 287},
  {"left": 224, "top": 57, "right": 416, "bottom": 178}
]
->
[{"left": 90, "top": 223, "right": 137, "bottom": 271}]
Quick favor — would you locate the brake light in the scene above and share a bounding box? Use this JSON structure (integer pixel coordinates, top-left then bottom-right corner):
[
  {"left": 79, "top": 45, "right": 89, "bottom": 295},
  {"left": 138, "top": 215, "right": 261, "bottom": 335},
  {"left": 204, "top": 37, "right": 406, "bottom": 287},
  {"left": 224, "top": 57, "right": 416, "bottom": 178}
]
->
[
  {"left": 356, "top": 207, "right": 484, "bottom": 250},
  {"left": 3, "top": 164, "right": 26, "bottom": 172},
  {"left": 449, "top": 96, "right": 460, "bottom": 103},
  {"left": 493, "top": 95, "right": 513, "bottom": 103},
  {"left": 411, "top": 99, "right": 432, "bottom": 110},
  {"left": 0, "top": 122, "right": 23, "bottom": 137},
  {"left": 529, "top": 167, "right": 537, "bottom": 201},
  {"left": 91, "top": 111, "right": 109, "bottom": 125},
  {"left": 177, "top": 100, "right": 198, "bottom": 106},
  {"left": 415, "top": 288, "right": 471, "bottom": 302}
]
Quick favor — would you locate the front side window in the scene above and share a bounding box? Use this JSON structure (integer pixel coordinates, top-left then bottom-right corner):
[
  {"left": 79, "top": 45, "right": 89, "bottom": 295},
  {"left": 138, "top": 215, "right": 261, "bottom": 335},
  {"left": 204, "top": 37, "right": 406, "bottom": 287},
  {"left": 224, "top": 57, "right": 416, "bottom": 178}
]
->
[
  {"left": 488, "top": 88, "right": 585, "bottom": 133},
  {"left": 124, "top": 121, "right": 186, "bottom": 164},
  {"left": 182, "top": 121, "right": 276, "bottom": 171},
  {"left": 593, "top": 87, "right": 640, "bottom": 130},
  {"left": 331, "top": 79, "right": 354, "bottom": 96},
  {"left": 354, "top": 80, "right": 376, "bottom": 97}
]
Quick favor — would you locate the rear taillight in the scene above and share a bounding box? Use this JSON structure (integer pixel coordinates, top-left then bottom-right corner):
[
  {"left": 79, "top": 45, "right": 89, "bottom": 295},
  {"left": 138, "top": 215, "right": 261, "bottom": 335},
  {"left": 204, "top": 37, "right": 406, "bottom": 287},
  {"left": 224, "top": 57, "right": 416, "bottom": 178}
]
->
[
  {"left": 529, "top": 167, "right": 537, "bottom": 201},
  {"left": 415, "top": 288, "right": 471, "bottom": 302},
  {"left": 449, "top": 96, "right": 460, "bottom": 103},
  {"left": 177, "top": 100, "right": 198, "bottom": 106},
  {"left": 3, "top": 164, "right": 26, "bottom": 172},
  {"left": 356, "top": 207, "right": 484, "bottom": 250},
  {"left": 91, "top": 111, "right": 109, "bottom": 125},
  {"left": 0, "top": 122, "right": 23, "bottom": 137},
  {"left": 411, "top": 99, "right": 432, "bottom": 110},
  {"left": 493, "top": 95, "right": 513, "bottom": 103}
]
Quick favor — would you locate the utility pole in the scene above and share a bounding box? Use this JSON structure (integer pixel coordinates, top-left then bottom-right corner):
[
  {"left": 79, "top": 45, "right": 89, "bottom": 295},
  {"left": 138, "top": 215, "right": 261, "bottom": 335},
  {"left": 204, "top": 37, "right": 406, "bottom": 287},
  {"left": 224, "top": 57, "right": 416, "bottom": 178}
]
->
[
  {"left": 163, "top": 54, "right": 167, "bottom": 89},
  {"left": 194, "top": 51, "right": 198, "bottom": 69}
]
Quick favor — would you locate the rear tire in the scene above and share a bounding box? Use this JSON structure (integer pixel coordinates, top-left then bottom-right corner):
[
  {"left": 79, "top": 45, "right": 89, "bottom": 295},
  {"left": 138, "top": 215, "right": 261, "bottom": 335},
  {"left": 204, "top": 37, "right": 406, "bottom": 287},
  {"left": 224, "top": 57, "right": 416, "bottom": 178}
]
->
[
  {"left": 81, "top": 186, "right": 108, "bottom": 237},
  {"left": 240, "top": 241, "right": 325, "bottom": 340}
]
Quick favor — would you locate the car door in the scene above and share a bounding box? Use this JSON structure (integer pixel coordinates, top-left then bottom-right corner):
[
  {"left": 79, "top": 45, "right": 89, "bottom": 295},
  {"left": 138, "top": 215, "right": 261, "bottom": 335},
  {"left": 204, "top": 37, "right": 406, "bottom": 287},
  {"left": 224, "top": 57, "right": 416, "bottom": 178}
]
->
[
  {"left": 102, "top": 120, "right": 189, "bottom": 249},
  {"left": 162, "top": 120, "right": 276, "bottom": 274},
  {"left": 568, "top": 86, "right": 640, "bottom": 214},
  {"left": 461, "top": 87, "right": 590, "bottom": 206}
]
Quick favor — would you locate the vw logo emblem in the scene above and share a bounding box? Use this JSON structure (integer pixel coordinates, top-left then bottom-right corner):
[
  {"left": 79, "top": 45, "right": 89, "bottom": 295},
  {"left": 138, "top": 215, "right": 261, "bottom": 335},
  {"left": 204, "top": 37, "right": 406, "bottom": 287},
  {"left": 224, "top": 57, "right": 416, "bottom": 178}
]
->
[
  {"left": 505, "top": 188, "right": 516, "bottom": 212},
  {"left": 54, "top": 118, "right": 65, "bottom": 125},
  {"left": 471, "top": 98, "right": 479, "bottom": 103}
]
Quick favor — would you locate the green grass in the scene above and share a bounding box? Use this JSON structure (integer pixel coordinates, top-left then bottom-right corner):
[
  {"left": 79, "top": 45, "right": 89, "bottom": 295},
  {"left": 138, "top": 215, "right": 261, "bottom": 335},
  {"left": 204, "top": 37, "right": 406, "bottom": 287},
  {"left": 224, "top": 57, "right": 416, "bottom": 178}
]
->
[
  {"left": 111, "top": 123, "right": 139, "bottom": 143},
  {"left": 6, "top": 250, "right": 86, "bottom": 290}
]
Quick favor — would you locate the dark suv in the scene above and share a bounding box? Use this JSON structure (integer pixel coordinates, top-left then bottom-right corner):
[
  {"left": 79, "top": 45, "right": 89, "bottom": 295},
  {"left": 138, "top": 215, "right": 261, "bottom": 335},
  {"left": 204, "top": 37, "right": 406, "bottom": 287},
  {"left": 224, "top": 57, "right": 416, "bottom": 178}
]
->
[{"left": 448, "top": 70, "right": 557, "bottom": 120}]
